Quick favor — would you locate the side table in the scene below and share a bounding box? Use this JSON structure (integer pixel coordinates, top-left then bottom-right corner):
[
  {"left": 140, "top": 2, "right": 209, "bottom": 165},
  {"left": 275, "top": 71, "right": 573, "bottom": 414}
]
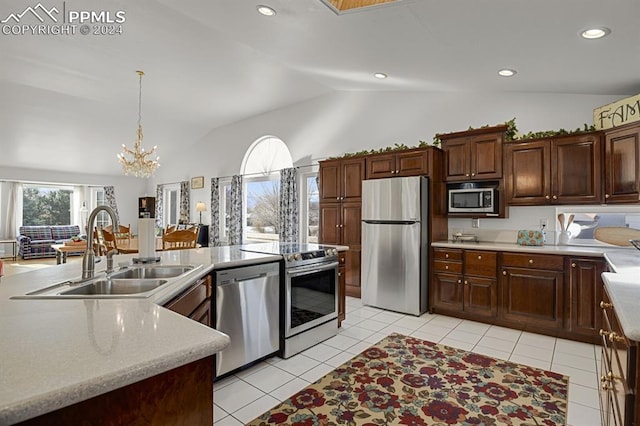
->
[
  {"left": 0, "top": 240, "right": 17, "bottom": 261},
  {"left": 197, "top": 225, "right": 209, "bottom": 247}
]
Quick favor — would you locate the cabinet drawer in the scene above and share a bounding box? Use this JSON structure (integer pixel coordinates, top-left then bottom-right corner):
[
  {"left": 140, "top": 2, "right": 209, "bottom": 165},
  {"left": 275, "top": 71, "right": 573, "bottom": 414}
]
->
[
  {"left": 165, "top": 276, "right": 210, "bottom": 317},
  {"left": 434, "top": 260, "right": 462, "bottom": 274},
  {"left": 464, "top": 250, "right": 497, "bottom": 277},
  {"left": 501, "top": 252, "right": 564, "bottom": 270},
  {"left": 434, "top": 248, "right": 462, "bottom": 261}
]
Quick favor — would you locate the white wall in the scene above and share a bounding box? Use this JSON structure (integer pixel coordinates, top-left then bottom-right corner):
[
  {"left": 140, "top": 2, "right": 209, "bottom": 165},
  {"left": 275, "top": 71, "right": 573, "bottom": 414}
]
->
[
  {"left": 147, "top": 89, "right": 621, "bottom": 224},
  {"left": 0, "top": 166, "right": 148, "bottom": 233}
]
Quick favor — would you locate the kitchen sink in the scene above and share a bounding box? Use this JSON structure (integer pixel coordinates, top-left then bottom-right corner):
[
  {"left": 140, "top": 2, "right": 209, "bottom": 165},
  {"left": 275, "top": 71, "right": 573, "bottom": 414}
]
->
[
  {"left": 11, "top": 264, "right": 203, "bottom": 299},
  {"left": 60, "top": 278, "right": 168, "bottom": 296},
  {"left": 108, "top": 265, "right": 194, "bottom": 280}
]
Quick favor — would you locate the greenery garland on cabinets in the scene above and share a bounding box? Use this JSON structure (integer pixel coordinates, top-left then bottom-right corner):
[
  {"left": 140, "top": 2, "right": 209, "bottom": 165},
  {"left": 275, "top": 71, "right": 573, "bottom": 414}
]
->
[{"left": 327, "top": 118, "right": 597, "bottom": 160}]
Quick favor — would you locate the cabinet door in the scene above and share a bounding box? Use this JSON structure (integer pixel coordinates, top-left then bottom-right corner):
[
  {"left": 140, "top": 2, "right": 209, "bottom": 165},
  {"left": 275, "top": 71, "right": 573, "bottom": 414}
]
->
[
  {"left": 443, "top": 138, "right": 470, "bottom": 181},
  {"left": 338, "top": 265, "right": 346, "bottom": 326},
  {"left": 319, "top": 160, "right": 341, "bottom": 202},
  {"left": 569, "top": 258, "right": 605, "bottom": 341},
  {"left": 432, "top": 273, "right": 463, "bottom": 311},
  {"left": 464, "top": 250, "right": 497, "bottom": 278},
  {"left": 500, "top": 267, "right": 564, "bottom": 331},
  {"left": 341, "top": 202, "right": 361, "bottom": 246},
  {"left": 464, "top": 277, "right": 497, "bottom": 318},
  {"left": 190, "top": 300, "right": 212, "bottom": 327},
  {"left": 345, "top": 249, "right": 361, "bottom": 297},
  {"left": 470, "top": 134, "right": 502, "bottom": 180},
  {"left": 396, "top": 150, "right": 429, "bottom": 177},
  {"left": 366, "top": 153, "right": 396, "bottom": 179},
  {"left": 319, "top": 204, "right": 341, "bottom": 245},
  {"left": 341, "top": 157, "right": 365, "bottom": 201},
  {"left": 552, "top": 134, "right": 602, "bottom": 204},
  {"left": 604, "top": 124, "right": 640, "bottom": 203},
  {"left": 505, "top": 140, "right": 551, "bottom": 205}
]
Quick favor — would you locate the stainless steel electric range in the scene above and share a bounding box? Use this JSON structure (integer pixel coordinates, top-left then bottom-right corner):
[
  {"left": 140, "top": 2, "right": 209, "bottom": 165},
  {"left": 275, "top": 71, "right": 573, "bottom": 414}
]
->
[{"left": 240, "top": 242, "right": 339, "bottom": 358}]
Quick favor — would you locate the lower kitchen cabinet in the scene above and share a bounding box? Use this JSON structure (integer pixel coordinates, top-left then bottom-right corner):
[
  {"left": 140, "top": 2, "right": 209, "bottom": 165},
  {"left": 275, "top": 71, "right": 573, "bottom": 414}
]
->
[
  {"left": 164, "top": 275, "right": 212, "bottom": 327},
  {"left": 432, "top": 248, "right": 497, "bottom": 318},
  {"left": 599, "top": 289, "right": 638, "bottom": 426},
  {"left": 569, "top": 257, "right": 605, "bottom": 344},
  {"left": 500, "top": 253, "right": 564, "bottom": 332}
]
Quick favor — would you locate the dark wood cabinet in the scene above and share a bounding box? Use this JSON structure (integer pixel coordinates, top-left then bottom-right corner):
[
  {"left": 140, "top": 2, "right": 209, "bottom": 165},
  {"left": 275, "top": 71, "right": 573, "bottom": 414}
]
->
[
  {"left": 319, "top": 157, "right": 364, "bottom": 298},
  {"left": 500, "top": 253, "right": 564, "bottom": 332},
  {"left": 440, "top": 125, "right": 506, "bottom": 182},
  {"left": 603, "top": 122, "right": 640, "bottom": 203},
  {"left": 599, "top": 289, "right": 638, "bottom": 426},
  {"left": 338, "top": 257, "right": 346, "bottom": 327},
  {"left": 432, "top": 248, "right": 496, "bottom": 318},
  {"left": 164, "top": 275, "right": 212, "bottom": 327},
  {"left": 319, "top": 157, "right": 365, "bottom": 202},
  {"left": 568, "top": 257, "right": 605, "bottom": 343},
  {"left": 505, "top": 133, "right": 602, "bottom": 205},
  {"left": 365, "top": 149, "right": 429, "bottom": 179}
]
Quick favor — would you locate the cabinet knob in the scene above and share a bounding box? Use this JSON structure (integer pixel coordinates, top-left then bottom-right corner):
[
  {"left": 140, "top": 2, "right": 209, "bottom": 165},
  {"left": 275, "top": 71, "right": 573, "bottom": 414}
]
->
[
  {"left": 445, "top": 253, "right": 449, "bottom": 259},
  {"left": 336, "top": 225, "right": 339, "bottom": 228},
  {"left": 600, "top": 301, "right": 613, "bottom": 309},
  {"left": 340, "top": 224, "right": 343, "bottom": 228},
  {"left": 571, "top": 263, "right": 576, "bottom": 268},
  {"left": 502, "top": 270, "right": 507, "bottom": 275},
  {"left": 545, "top": 195, "right": 550, "bottom": 200},
  {"left": 445, "top": 265, "right": 449, "bottom": 270},
  {"left": 338, "top": 272, "right": 342, "bottom": 277},
  {"left": 605, "top": 193, "right": 610, "bottom": 199},
  {"left": 477, "top": 255, "right": 482, "bottom": 260},
  {"left": 552, "top": 195, "right": 558, "bottom": 200},
  {"left": 599, "top": 329, "right": 609, "bottom": 337},
  {"left": 341, "top": 196, "right": 344, "bottom": 200},
  {"left": 471, "top": 173, "right": 476, "bottom": 177},
  {"left": 609, "top": 332, "right": 624, "bottom": 343},
  {"left": 336, "top": 197, "right": 340, "bottom": 200},
  {"left": 529, "top": 259, "right": 534, "bottom": 264},
  {"left": 601, "top": 372, "right": 614, "bottom": 383},
  {"left": 464, "top": 280, "right": 468, "bottom": 285},
  {"left": 602, "top": 383, "right": 612, "bottom": 391},
  {"left": 465, "top": 173, "right": 470, "bottom": 177},
  {"left": 340, "top": 258, "right": 345, "bottom": 262},
  {"left": 457, "top": 279, "right": 462, "bottom": 284},
  {"left": 391, "top": 170, "right": 396, "bottom": 174}
]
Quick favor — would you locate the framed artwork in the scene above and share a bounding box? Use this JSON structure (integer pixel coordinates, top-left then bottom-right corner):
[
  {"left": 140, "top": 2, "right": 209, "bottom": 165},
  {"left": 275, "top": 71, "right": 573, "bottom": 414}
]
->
[{"left": 191, "top": 176, "right": 204, "bottom": 189}]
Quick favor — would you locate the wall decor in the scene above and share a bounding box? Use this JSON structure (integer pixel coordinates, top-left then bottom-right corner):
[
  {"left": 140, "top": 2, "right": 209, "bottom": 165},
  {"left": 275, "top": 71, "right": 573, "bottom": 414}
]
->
[{"left": 191, "top": 176, "right": 204, "bottom": 189}]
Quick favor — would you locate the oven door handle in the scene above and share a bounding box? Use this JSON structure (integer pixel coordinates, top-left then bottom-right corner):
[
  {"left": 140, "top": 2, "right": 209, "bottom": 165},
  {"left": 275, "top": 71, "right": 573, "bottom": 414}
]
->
[{"left": 286, "top": 261, "right": 339, "bottom": 277}]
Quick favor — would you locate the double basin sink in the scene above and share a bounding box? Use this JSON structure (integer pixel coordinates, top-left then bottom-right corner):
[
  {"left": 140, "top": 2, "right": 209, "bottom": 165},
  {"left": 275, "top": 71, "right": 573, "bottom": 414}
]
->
[{"left": 15, "top": 265, "right": 200, "bottom": 299}]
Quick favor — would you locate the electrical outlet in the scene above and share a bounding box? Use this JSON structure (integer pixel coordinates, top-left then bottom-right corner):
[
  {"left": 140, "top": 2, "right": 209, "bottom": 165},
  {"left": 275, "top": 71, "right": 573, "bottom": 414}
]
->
[
  {"left": 540, "top": 218, "right": 548, "bottom": 227},
  {"left": 472, "top": 218, "right": 480, "bottom": 228}
]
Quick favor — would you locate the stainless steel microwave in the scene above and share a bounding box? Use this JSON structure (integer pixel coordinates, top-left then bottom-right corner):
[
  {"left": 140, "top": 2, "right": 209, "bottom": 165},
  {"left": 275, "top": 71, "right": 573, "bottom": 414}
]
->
[{"left": 448, "top": 187, "right": 498, "bottom": 214}]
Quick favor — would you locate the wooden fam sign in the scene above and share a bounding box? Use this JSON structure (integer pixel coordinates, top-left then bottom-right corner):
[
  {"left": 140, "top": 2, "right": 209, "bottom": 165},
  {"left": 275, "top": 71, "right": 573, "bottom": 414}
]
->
[{"left": 593, "top": 93, "right": 640, "bottom": 130}]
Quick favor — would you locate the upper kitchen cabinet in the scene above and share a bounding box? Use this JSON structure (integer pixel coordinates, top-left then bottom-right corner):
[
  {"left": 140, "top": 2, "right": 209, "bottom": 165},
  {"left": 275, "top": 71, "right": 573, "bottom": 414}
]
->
[
  {"left": 319, "top": 157, "right": 365, "bottom": 202},
  {"left": 365, "top": 148, "right": 429, "bottom": 179},
  {"left": 505, "top": 132, "right": 603, "bottom": 205},
  {"left": 440, "top": 125, "right": 507, "bottom": 182},
  {"left": 603, "top": 122, "right": 640, "bottom": 203}
]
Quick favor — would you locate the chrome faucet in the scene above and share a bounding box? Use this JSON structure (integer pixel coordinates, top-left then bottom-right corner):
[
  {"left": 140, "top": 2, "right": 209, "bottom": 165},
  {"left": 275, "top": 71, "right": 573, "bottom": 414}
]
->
[{"left": 82, "top": 205, "right": 119, "bottom": 280}]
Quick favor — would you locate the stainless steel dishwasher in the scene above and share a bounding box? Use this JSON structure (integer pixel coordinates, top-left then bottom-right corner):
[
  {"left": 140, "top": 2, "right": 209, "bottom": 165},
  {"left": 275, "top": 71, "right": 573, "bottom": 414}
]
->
[{"left": 214, "top": 262, "right": 280, "bottom": 377}]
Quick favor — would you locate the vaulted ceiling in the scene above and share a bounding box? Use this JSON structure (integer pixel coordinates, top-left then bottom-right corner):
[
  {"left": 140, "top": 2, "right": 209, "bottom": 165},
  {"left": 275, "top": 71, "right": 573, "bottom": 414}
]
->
[{"left": 1, "top": 0, "right": 639, "bottom": 176}]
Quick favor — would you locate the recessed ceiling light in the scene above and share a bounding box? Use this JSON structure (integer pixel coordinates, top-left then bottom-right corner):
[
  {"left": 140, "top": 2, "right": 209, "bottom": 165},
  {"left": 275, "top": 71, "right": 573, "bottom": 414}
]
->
[
  {"left": 498, "top": 69, "right": 517, "bottom": 77},
  {"left": 256, "top": 5, "right": 276, "bottom": 16},
  {"left": 374, "top": 72, "right": 388, "bottom": 79},
  {"left": 580, "top": 27, "right": 611, "bottom": 39}
]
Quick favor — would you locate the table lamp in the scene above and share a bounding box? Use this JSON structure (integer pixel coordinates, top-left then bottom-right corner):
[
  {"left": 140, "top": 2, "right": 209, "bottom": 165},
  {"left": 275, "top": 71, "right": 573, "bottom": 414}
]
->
[{"left": 195, "top": 202, "right": 207, "bottom": 224}]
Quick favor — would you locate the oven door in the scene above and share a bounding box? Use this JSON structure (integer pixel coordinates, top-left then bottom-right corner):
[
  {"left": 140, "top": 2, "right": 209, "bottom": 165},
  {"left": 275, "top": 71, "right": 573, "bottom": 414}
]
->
[{"left": 285, "top": 260, "right": 339, "bottom": 337}]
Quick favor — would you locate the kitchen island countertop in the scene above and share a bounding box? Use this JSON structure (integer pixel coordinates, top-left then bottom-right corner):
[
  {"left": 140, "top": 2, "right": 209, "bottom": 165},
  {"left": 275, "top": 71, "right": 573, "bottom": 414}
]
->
[
  {"left": 602, "top": 250, "right": 640, "bottom": 341},
  {"left": 0, "top": 246, "right": 281, "bottom": 425}
]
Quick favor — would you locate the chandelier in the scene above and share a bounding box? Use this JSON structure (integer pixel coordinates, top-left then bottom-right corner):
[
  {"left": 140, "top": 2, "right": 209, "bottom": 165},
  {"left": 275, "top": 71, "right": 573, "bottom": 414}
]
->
[{"left": 117, "top": 70, "right": 160, "bottom": 178}]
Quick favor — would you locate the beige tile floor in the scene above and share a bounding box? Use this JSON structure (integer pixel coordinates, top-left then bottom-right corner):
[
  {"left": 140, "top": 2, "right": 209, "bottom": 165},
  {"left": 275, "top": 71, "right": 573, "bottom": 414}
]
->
[{"left": 214, "top": 296, "right": 602, "bottom": 426}]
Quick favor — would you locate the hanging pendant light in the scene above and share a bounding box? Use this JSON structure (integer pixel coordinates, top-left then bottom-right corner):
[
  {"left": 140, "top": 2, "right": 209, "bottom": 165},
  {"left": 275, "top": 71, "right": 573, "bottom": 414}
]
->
[{"left": 117, "top": 70, "right": 160, "bottom": 178}]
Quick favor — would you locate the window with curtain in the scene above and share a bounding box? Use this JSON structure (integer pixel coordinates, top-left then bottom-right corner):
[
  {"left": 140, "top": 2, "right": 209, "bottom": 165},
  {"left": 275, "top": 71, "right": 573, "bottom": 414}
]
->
[
  {"left": 300, "top": 171, "right": 319, "bottom": 243},
  {"left": 163, "top": 184, "right": 180, "bottom": 226}
]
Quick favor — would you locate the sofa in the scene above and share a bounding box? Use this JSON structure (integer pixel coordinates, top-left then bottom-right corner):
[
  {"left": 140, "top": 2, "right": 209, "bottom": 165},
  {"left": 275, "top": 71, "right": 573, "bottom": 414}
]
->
[{"left": 17, "top": 225, "right": 84, "bottom": 260}]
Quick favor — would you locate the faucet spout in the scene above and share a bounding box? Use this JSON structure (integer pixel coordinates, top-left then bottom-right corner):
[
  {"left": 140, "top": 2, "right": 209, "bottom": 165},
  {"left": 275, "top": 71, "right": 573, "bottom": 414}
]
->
[{"left": 83, "top": 205, "right": 119, "bottom": 280}]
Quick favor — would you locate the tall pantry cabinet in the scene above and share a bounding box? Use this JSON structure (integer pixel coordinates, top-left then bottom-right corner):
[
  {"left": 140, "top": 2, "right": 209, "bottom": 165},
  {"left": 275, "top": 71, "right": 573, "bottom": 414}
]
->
[{"left": 318, "top": 157, "right": 365, "bottom": 299}]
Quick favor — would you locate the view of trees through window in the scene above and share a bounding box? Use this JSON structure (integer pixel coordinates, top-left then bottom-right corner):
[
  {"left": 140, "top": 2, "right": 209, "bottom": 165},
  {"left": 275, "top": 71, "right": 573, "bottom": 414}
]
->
[
  {"left": 23, "top": 186, "right": 72, "bottom": 226},
  {"left": 306, "top": 176, "right": 319, "bottom": 243},
  {"left": 246, "top": 179, "right": 280, "bottom": 242}
]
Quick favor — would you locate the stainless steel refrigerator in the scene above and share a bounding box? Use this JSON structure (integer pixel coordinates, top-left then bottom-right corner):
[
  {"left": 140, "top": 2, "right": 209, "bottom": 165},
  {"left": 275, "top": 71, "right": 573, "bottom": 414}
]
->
[{"left": 361, "top": 176, "right": 428, "bottom": 316}]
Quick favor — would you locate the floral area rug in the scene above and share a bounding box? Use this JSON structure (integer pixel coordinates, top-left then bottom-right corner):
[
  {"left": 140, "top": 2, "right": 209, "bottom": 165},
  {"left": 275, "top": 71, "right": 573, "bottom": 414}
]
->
[{"left": 247, "top": 332, "right": 568, "bottom": 425}]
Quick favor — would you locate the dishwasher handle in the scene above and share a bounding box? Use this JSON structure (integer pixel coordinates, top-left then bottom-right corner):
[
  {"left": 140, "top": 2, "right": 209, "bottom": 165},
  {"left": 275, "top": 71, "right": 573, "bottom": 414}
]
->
[{"left": 233, "top": 272, "right": 268, "bottom": 283}]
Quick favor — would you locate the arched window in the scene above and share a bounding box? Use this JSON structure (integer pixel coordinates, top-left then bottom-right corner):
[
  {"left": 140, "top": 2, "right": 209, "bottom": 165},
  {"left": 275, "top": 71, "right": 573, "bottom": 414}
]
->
[{"left": 240, "top": 136, "right": 293, "bottom": 175}]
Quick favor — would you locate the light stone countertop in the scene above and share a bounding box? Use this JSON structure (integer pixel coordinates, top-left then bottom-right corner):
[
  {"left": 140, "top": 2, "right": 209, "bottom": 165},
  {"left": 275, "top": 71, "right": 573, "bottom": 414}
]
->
[
  {"left": 0, "top": 246, "right": 282, "bottom": 425},
  {"left": 601, "top": 250, "right": 640, "bottom": 341},
  {"left": 432, "top": 240, "right": 634, "bottom": 257}
]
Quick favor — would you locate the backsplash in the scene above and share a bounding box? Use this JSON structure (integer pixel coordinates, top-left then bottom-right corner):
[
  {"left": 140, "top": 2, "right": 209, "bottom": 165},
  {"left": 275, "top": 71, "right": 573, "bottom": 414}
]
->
[{"left": 447, "top": 205, "right": 640, "bottom": 246}]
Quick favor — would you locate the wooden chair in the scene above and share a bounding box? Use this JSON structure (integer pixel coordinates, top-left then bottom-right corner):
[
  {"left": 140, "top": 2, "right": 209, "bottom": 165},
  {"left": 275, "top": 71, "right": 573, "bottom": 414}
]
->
[
  {"left": 93, "top": 228, "right": 106, "bottom": 255},
  {"left": 165, "top": 225, "right": 177, "bottom": 234},
  {"left": 100, "top": 228, "right": 131, "bottom": 252},
  {"left": 104, "top": 224, "right": 131, "bottom": 242},
  {"left": 162, "top": 229, "right": 198, "bottom": 251}
]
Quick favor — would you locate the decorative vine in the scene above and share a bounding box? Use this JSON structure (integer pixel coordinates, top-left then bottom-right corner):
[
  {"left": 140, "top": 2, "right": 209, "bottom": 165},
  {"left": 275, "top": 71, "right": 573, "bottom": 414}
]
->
[{"left": 327, "top": 118, "right": 597, "bottom": 160}]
